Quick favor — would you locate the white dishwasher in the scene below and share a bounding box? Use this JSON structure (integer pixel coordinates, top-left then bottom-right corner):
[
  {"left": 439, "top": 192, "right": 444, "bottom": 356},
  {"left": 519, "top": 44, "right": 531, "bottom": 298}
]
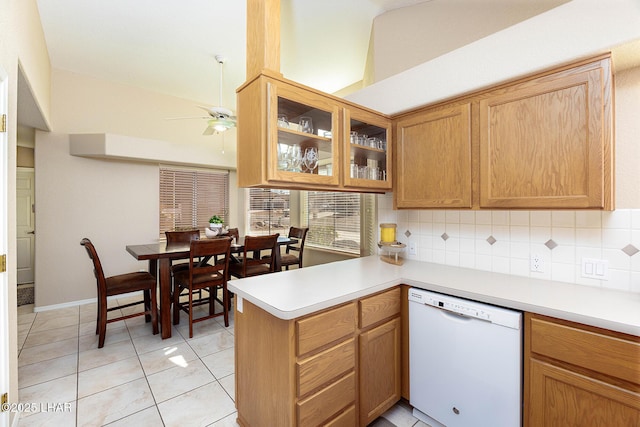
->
[{"left": 409, "top": 288, "right": 522, "bottom": 427}]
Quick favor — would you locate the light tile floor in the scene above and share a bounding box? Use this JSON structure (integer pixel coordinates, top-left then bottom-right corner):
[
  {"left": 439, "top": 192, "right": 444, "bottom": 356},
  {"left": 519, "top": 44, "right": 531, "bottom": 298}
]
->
[{"left": 16, "top": 297, "right": 426, "bottom": 426}]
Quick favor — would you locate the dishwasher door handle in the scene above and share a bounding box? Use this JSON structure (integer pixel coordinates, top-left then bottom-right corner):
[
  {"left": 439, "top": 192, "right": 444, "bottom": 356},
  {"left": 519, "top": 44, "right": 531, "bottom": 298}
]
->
[{"left": 430, "top": 304, "right": 491, "bottom": 324}]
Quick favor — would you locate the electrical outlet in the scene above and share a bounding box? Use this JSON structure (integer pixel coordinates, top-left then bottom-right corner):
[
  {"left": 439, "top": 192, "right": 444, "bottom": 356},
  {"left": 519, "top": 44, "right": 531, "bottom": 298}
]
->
[
  {"left": 409, "top": 242, "right": 417, "bottom": 256},
  {"left": 530, "top": 254, "right": 544, "bottom": 272}
]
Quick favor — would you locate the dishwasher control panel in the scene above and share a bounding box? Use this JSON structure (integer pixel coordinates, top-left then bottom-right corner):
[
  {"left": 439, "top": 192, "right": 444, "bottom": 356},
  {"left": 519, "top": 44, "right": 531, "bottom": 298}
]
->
[{"left": 408, "top": 288, "right": 521, "bottom": 329}]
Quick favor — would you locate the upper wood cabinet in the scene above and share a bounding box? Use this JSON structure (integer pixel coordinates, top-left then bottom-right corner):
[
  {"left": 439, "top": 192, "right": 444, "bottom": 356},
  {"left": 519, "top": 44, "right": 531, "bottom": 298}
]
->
[
  {"left": 237, "top": 72, "right": 392, "bottom": 193},
  {"left": 394, "top": 54, "right": 614, "bottom": 210},
  {"left": 479, "top": 57, "right": 613, "bottom": 209},
  {"left": 343, "top": 106, "right": 393, "bottom": 191},
  {"left": 395, "top": 103, "right": 472, "bottom": 208}
]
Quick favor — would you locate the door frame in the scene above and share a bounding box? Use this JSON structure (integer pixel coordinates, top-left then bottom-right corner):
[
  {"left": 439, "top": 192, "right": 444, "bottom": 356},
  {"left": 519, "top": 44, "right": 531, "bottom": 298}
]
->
[{"left": 0, "top": 65, "right": 10, "bottom": 427}]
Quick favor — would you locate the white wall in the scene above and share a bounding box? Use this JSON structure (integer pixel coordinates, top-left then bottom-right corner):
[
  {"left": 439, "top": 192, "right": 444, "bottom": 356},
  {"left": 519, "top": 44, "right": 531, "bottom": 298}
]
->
[{"left": 34, "top": 69, "right": 240, "bottom": 308}]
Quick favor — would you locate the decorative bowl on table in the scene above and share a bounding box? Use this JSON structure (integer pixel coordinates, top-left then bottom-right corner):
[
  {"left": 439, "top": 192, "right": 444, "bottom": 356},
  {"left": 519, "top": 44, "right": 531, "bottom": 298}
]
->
[
  {"left": 205, "top": 224, "right": 229, "bottom": 238},
  {"left": 204, "top": 227, "right": 219, "bottom": 238}
]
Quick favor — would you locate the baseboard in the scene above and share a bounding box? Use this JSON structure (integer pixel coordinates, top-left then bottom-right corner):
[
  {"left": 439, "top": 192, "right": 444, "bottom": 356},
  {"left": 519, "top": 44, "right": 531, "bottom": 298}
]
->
[{"left": 33, "top": 291, "right": 143, "bottom": 312}]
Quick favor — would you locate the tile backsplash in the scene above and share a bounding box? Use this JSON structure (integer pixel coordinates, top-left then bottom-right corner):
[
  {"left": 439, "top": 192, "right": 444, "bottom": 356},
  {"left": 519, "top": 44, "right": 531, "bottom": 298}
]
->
[{"left": 377, "top": 193, "right": 640, "bottom": 293}]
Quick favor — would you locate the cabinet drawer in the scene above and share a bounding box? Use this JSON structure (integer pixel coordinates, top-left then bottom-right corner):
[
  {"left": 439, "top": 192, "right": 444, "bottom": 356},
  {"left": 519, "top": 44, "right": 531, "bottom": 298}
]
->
[
  {"left": 297, "top": 338, "right": 355, "bottom": 397},
  {"left": 530, "top": 316, "right": 640, "bottom": 385},
  {"left": 324, "top": 405, "right": 356, "bottom": 427},
  {"left": 359, "top": 287, "right": 401, "bottom": 329},
  {"left": 297, "top": 303, "right": 356, "bottom": 356},
  {"left": 297, "top": 372, "right": 356, "bottom": 427}
]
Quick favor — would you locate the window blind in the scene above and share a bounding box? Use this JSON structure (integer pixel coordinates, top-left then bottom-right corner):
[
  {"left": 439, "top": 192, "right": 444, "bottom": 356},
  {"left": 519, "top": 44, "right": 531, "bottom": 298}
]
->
[
  {"left": 159, "top": 167, "right": 229, "bottom": 238},
  {"left": 246, "top": 188, "right": 291, "bottom": 236},
  {"left": 304, "top": 192, "right": 375, "bottom": 255}
]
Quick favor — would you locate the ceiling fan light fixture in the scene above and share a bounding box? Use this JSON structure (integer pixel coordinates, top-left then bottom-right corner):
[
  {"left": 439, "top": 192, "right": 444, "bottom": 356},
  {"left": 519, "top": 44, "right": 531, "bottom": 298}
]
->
[{"left": 208, "top": 118, "right": 235, "bottom": 133}]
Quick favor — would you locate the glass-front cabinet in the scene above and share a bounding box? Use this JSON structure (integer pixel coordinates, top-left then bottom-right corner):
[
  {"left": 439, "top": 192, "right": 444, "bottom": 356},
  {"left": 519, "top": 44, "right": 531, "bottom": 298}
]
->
[
  {"left": 268, "top": 81, "right": 340, "bottom": 187},
  {"left": 343, "top": 107, "right": 392, "bottom": 191},
  {"left": 237, "top": 72, "right": 392, "bottom": 193}
]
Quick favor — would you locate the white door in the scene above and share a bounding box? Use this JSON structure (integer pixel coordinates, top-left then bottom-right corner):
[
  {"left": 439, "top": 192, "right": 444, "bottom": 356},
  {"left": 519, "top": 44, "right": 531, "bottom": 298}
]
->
[
  {"left": 16, "top": 168, "right": 34, "bottom": 284},
  {"left": 0, "top": 65, "right": 11, "bottom": 427}
]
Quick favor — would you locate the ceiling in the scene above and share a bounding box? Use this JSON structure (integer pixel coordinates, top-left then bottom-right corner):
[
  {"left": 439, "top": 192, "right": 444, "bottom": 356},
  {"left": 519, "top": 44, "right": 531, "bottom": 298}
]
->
[
  {"left": 28, "top": 0, "right": 427, "bottom": 125},
  {"left": 23, "top": 0, "right": 640, "bottom": 131}
]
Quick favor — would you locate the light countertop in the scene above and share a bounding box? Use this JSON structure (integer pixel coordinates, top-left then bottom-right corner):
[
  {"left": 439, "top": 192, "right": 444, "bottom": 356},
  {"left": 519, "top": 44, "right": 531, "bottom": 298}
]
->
[{"left": 228, "top": 256, "right": 640, "bottom": 336}]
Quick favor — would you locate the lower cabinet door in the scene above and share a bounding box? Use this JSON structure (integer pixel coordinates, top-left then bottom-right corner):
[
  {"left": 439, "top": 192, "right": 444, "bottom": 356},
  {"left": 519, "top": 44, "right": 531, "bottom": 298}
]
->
[
  {"left": 528, "top": 358, "right": 640, "bottom": 426},
  {"left": 359, "top": 317, "right": 402, "bottom": 426}
]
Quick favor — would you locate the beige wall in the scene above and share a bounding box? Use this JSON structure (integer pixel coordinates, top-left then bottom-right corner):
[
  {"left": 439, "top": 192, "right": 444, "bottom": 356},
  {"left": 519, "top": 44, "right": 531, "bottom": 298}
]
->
[
  {"left": 17, "top": 146, "right": 34, "bottom": 168},
  {"left": 51, "top": 69, "right": 237, "bottom": 168},
  {"left": 348, "top": 1, "right": 640, "bottom": 115},
  {"left": 35, "top": 132, "right": 160, "bottom": 305},
  {"left": 34, "top": 70, "right": 241, "bottom": 308},
  {"left": 34, "top": 132, "right": 239, "bottom": 306},
  {"left": 614, "top": 66, "right": 640, "bottom": 208},
  {"left": 371, "top": 0, "right": 570, "bottom": 82},
  {"left": 0, "top": 0, "right": 51, "bottom": 415}
]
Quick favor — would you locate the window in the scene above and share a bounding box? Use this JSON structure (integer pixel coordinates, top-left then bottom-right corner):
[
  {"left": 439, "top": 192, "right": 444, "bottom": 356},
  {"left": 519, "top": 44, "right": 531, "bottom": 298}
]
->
[
  {"left": 303, "top": 192, "right": 375, "bottom": 255},
  {"left": 159, "top": 167, "right": 229, "bottom": 237},
  {"left": 246, "top": 188, "right": 291, "bottom": 236},
  {"left": 244, "top": 189, "right": 376, "bottom": 256}
]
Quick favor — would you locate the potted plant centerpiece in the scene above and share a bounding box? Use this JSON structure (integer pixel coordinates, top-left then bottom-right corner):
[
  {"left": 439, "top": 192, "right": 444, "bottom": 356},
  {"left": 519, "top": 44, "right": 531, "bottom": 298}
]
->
[
  {"left": 208, "top": 215, "right": 224, "bottom": 229},
  {"left": 206, "top": 215, "right": 225, "bottom": 238}
]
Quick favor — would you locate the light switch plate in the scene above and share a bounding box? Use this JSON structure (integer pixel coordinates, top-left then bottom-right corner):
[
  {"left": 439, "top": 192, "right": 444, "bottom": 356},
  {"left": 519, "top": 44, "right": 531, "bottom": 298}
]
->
[{"left": 581, "top": 258, "right": 609, "bottom": 280}]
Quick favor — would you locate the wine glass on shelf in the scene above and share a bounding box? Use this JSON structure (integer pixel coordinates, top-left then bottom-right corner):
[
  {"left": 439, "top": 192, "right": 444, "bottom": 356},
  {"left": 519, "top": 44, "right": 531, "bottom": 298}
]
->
[
  {"left": 277, "top": 114, "right": 289, "bottom": 128},
  {"left": 303, "top": 147, "right": 319, "bottom": 173},
  {"left": 288, "top": 145, "right": 303, "bottom": 173},
  {"left": 277, "top": 143, "right": 290, "bottom": 171},
  {"left": 299, "top": 117, "right": 314, "bottom": 134}
]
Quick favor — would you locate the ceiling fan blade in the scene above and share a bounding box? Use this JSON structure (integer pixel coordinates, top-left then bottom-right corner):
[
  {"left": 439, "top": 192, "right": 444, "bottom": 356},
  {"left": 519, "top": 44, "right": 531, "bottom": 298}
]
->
[
  {"left": 203, "top": 125, "right": 216, "bottom": 135},
  {"left": 198, "top": 105, "right": 234, "bottom": 118},
  {"left": 165, "top": 116, "right": 210, "bottom": 121}
]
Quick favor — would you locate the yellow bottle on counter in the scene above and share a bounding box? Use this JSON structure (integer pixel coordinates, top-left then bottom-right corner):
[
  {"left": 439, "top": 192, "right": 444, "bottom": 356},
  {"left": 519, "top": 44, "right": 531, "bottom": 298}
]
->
[{"left": 380, "top": 223, "right": 397, "bottom": 243}]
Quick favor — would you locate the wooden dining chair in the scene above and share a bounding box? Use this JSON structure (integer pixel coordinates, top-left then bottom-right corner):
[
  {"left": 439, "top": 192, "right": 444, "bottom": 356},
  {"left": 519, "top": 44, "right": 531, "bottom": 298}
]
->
[
  {"left": 213, "top": 227, "right": 239, "bottom": 263},
  {"left": 166, "top": 230, "right": 202, "bottom": 319},
  {"left": 173, "top": 238, "right": 232, "bottom": 337},
  {"left": 166, "top": 229, "right": 201, "bottom": 246},
  {"left": 226, "top": 228, "right": 239, "bottom": 242},
  {"left": 80, "top": 238, "right": 158, "bottom": 348},
  {"left": 229, "top": 234, "right": 279, "bottom": 279},
  {"left": 166, "top": 230, "right": 201, "bottom": 273},
  {"left": 280, "top": 227, "right": 308, "bottom": 270}
]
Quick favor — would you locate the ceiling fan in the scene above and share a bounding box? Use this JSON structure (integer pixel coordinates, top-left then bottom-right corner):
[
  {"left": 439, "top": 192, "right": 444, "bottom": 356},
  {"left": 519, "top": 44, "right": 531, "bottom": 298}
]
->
[
  {"left": 169, "top": 55, "right": 236, "bottom": 135},
  {"left": 201, "top": 55, "right": 236, "bottom": 135}
]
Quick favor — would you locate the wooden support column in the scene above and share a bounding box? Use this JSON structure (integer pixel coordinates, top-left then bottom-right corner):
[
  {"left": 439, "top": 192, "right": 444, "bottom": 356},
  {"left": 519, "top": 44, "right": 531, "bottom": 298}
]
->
[{"left": 246, "top": 0, "right": 281, "bottom": 79}]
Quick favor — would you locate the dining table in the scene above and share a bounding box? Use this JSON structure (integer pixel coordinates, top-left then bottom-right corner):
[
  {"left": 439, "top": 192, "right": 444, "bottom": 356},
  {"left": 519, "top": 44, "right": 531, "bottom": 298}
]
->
[{"left": 126, "top": 234, "right": 297, "bottom": 339}]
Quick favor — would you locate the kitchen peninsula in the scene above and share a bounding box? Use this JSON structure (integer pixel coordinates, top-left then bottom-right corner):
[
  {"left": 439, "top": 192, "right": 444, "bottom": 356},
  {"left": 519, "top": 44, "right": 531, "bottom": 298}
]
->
[
  {"left": 230, "top": 256, "right": 639, "bottom": 334},
  {"left": 229, "top": 256, "right": 640, "bottom": 426}
]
